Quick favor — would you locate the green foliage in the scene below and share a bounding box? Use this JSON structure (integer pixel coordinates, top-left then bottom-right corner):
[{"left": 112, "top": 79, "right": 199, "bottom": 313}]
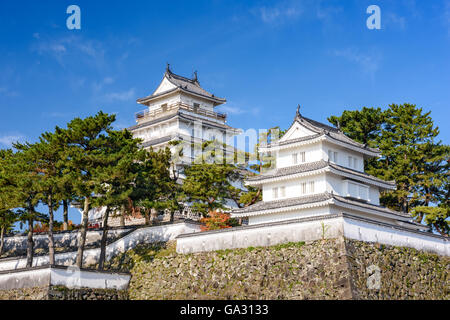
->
[{"left": 329, "top": 104, "right": 449, "bottom": 236}]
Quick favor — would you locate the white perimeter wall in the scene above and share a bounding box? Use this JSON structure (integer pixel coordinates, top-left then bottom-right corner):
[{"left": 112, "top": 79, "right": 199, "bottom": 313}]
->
[
  {"left": 0, "top": 267, "right": 130, "bottom": 290},
  {"left": 176, "top": 214, "right": 449, "bottom": 256},
  {"left": 0, "top": 222, "right": 201, "bottom": 272}
]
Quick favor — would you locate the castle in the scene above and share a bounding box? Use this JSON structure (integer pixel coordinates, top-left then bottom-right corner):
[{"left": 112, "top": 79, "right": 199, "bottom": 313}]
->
[{"left": 231, "top": 106, "right": 427, "bottom": 232}]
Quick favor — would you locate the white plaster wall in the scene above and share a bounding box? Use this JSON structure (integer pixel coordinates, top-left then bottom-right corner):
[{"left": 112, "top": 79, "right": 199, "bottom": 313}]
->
[
  {"left": 0, "top": 268, "right": 50, "bottom": 290},
  {"left": 153, "top": 76, "right": 177, "bottom": 95},
  {"left": 248, "top": 206, "right": 333, "bottom": 225},
  {"left": 176, "top": 216, "right": 344, "bottom": 254},
  {"left": 176, "top": 215, "right": 449, "bottom": 256},
  {"left": 279, "top": 121, "right": 316, "bottom": 142},
  {"left": 50, "top": 268, "right": 130, "bottom": 290},
  {"left": 0, "top": 268, "right": 130, "bottom": 291},
  {"left": 146, "top": 94, "right": 181, "bottom": 110},
  {"left": 369, "top": 186, "right": 381, "bottom": 205},
  {"left": 276, "top": 144, "right": 322, "bottom": 168},
  {"left": 0, "top": 222, "right": 201, "bottom": 272},
  {"left": 342, "top": 217, "right": 449, "bottom": 256},
  {"left": 2, "top": 228, "right": 133, "bottom": 254},
  {"left": 262, "top": 173, "right": 327, "bottom": 201},
  {"left": 180, "top": 93, "right": 215, "bottom": 111},
  {"left": 321, "top": 141, "right": 365, "bottom": 172}
]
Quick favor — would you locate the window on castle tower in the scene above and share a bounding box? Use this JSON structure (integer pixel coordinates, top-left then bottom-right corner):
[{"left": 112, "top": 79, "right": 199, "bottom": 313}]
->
[
  {"left": 161, "top": 103, "right": 168, "bottom": 112},
  {"left": 328, "top": 150, "right": 338, "bottom": 163},
  {"left": 309, "top": 181, "right": 315, "bottom": 193},
  {"left": 272, "top": 187, "right": 279, "bottom": 199},
  {"left": 280, "top": 186, "right": 286, "bottom": 198},
  {"left": 300, "top": 152, "right": 306, "bottom": 163},
  {"left": 301, "top": 182, "right": 307, "bottom": 195},
  {"left": 292, "top": 153, "right": 298, "bottom": 165}
]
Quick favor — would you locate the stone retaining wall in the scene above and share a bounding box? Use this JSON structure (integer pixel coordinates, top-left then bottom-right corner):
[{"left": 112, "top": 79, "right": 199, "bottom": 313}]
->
[{"left": 114, "top": 238, "right": 449, "bottom": 300}]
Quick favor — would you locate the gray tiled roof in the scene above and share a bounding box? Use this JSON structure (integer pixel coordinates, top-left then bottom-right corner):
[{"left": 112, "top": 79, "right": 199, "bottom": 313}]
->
[
  {"left": 232, "top": 192, "right": 411, "bottom": 219},
  {"left": 233, "top": 193, "right": 333, "bottom": 214},
  {"left": 247, "top": 160, "right": 396, "bottom": 188},
  {"left": 247, "top": 160, "right": 328, "bottom": 182},
  {"left": 328, "top": 162, "right": 396, "bottom": 187},
  {"left": 332, "top": 194, "right": 411, "bottom": 218},
  {"left": 266, "top": 115, "right": 380, "bottom": 154},
  {"left": 140, "top": 135, "right": 173, "bottom": 148},
  {"left": 137, "top": 69, "right": 226, "bottom": 104}
]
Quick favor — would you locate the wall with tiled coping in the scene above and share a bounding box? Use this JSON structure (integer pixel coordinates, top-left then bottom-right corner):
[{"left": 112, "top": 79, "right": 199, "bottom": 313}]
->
[
  {"left": 176, "top": 213, "right": 449, "bottom": 256},
  {"left": 0, "top": 221, "right": 201, "bottom": 272}
]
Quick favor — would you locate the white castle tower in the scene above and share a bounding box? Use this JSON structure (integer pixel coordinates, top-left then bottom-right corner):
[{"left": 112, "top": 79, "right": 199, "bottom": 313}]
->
[
  {"left": 129, "top": 64, "right": 239, "bottom": 166},
  {"left": 232, "top": 106, "right": 427, "bottom": 231}
]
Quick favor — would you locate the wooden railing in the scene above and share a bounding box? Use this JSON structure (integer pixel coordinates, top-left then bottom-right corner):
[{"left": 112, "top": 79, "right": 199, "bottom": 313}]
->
[{"left": 135, "top": 102, "right": 227, "bottom": 122}]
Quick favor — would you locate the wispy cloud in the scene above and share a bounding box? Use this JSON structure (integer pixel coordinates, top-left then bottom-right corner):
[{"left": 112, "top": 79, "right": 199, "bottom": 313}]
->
[
  {"left": 333, "top": 47, "right": 382, "bottom": 78},
  {"left": 253, "top": 1, "right": 303, "bottom": 25},
  {"left": 92, "top": 77, "right": 115, "bottom": 92},
  {"left": 0, "top": 134, "right": 25, "bottom": 147},
  {"left": 384, "top": 12, "right": 407, "bottom": 30},
  {"left": 104, "top": 88, "right": 136, "bottom": 102},
  {"left": 32, "top": 35, "right": 105, "bottom": 67}
]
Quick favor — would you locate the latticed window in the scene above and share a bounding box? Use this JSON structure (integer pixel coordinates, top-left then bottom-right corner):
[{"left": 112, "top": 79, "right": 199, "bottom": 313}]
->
[
  {"left": 309, "top": 181, "right": 315, "bottom": 193},
  {"left": 280, "top": 186, "right": 286, "bottom": 198},
  {"left": 300, "top": 151, "right": 306, "bottom": 163},
  {"left": 272, "top": 187, "right": 279, "bottom": 199},
  {"left": 292, "top": 153, "right": 298, "bottom": 165},
  {"left": 301, "top": 182, "right": 307, "bottom": 194}
]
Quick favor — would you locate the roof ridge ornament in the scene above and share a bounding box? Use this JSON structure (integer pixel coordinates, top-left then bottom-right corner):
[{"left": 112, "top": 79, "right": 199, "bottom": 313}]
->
[
  {"left": 166, "top": 63, "right": 172, "bottom": 74},
  {"left": 336, "top": 119, "right": 341, "bottom": 132},
  {"left": 296, "top": 104, "right": 301, "bottom": 119},
  {"left": 193, "top": 70, "right": 198, "bottom": 82}
]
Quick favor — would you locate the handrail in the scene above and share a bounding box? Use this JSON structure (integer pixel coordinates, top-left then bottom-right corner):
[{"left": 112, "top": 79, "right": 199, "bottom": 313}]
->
[{"left": 135, "top": 102, "right": 227, "bottom": 122}]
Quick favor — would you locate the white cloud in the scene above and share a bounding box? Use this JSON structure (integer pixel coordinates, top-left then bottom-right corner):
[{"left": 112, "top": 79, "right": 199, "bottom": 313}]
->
[
  {"left": 385, "top": 12, "right": 407, "bottom": 30},
  {"left": 217, "top": 105, "right": 246, "bottom": 115},
  {"left": 333, "top": 47, "right": 382, "bottom": 77},
  {"left": 33, "top": 35, "right": 105, "bottom": 67},
  {"left": 92, "top": 77, "right": 115, "bottom": 92},
  {"left": 0, "top": 134, "right": 25, "bottom": 147},
  {"left": 255, "top": 1, "right": 303, "bottom": 24},
  {"left": 104, "top": 88, "right": 136, "bottom": 102}
]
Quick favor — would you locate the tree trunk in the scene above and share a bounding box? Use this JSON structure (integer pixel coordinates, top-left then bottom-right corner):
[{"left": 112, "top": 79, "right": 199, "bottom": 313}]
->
[
  {"left": 26, "top": 217, "right": 34, "bottom": 268},
  {"left": 63, "top": 199, "right": 69, "bottom": 231},
  {"left": 98, "top": 207, "right": 110, "bottom": 270},
  {"left": 150, "top": 208, "right": 158, "bottom": 225},
  {"left": 120, "top": 204, "right": 125, "bottom": 227},
  {"left": 76, "top": 197, "right": 90, "bottom": 268},
  {"left": 144, "top": 208, "right": 150, "bottom": 225},
  {"left": 48, "top": 194, "right": 55, "bottom": 265},
  {"left": 0, "top": 226, "right": 5, "bottom": 257},
  {"left": 170, "top": 210, "right": 175, "bottom": 223}
]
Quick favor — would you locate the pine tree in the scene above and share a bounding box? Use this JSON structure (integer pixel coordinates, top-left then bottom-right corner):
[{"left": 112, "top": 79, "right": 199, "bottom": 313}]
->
[
  {"left": 329, "top": 104, "right": 449, "bottom": 236},
  {"left": 93, "top": 129, "right": 141, "bottom": 270},
  {"left": 61, "top": 111, "right": 117, "bottom": 268}
]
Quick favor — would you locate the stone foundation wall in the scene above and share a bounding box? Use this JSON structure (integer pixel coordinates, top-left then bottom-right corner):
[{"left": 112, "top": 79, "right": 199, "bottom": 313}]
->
[
  {"left": 345, "top": 240, "right": 449, "bottom": 299},
  {"left": 114, "top": 238, "right": 448, "bottom": 300},
  {"left": 0, "top": 286, "right": 128, "bottom": 300},
  {"left": 0, "top": 286, "right": 48, "bottom": 300}
]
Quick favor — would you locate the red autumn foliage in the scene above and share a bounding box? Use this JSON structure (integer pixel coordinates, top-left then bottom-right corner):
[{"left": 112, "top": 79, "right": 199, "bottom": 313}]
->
[{"left": 200, "top": 211, "right": 235, "bottom": 232}]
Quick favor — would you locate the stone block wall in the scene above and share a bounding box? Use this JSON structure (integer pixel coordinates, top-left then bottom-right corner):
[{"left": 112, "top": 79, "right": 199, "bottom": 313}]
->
[
  {"left": 0, "top": 286, "right": 128, "bottom": 300},
  {"left": 114, "top": 238, "right": 448, "bottom": 300}
]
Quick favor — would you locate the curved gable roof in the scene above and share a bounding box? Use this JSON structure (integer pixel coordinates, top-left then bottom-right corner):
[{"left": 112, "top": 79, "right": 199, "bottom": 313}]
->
[{"left": 137, "top": 67, "right": 226, "bottom": 105}]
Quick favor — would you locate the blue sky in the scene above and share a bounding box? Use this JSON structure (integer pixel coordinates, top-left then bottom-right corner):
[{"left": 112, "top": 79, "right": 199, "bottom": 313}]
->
[{"left": 1, "top": 0, "right": 449, "bottom": 224}]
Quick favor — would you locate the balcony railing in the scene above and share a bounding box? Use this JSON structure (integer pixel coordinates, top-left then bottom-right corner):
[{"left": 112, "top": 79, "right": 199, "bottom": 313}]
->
[{"left": 135, "top": 102, "right": 227, "bottom": 123}]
